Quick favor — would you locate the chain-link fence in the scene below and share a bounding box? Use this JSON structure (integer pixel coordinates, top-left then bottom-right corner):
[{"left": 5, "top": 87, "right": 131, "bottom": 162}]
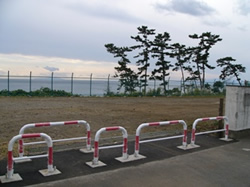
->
[{"left": 0, "top": 71, "right": 242, "bottom": 96}]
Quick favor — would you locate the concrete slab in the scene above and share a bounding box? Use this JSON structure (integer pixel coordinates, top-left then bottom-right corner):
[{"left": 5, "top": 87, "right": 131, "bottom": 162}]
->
[
  {"left": 0, "top": 174, "right": 22, "bottom": 183},
  {"left": 39, "top": 168, "right": 61, "bottom": 177},
  {"left": 79, "top": 148, "right": 93, "bottom": 153},
  {"left": 85, "top": 161, "right": 107, "bottom": 168},
  {"left": 115, "top": 154, "right": 146, "bottom": 163}
]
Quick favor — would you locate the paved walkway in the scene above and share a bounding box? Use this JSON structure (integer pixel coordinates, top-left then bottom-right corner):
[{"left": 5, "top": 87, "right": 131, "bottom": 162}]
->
[
  {"left": 1, "top": 136, "right": 249, "bottom": 187},
  {"left": 28, "top": 137, "right": 250, "bottom": 187}
]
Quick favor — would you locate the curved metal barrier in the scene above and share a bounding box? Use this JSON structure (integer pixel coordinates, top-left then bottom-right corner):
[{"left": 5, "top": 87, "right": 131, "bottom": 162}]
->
[
  {"left": 0, "top": 133, "right": 61, "bottom": 183},
  {"left": 86, "top": 126, "right": 128, "bottom": 168},
  {"left": 18, "top": 120, "right": 92, "bottom": 159},
  {"left": 188, "top": 116, "right": 232, "bottom": 149},
  {"left": 129, "top": 120, "right": 188, "bottom": 161}
]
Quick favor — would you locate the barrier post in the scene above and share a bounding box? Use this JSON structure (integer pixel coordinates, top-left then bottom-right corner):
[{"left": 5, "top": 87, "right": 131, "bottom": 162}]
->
[
  {"left": 188, "top": 116, "right": 232, "bottom": 149},
  {"left": 0, "top": 133, "right": 61, "bottom": 184},
  {"left": 86, "top": 126, "right": 128, "bottom": 168},
  {"left": 131, "top": 120, "right": 188, "bottom": 161},
  {"left": 18, "top": 120, "right": 92, "bottom": 160}
]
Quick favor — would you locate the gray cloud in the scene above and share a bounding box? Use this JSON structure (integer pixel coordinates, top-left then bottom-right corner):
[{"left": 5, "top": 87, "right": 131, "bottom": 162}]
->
[
  {"left": 237, "top": 0, "right": 250, "bottom": 16},
  {"left": 67, "top": 2, "right": 144, "bottom": 23},
  {"left": 203, "top": 18, "right": 231, "bottom": 28},
  {"left": 155, "top": 0, "right": 216, "bottom": 16},
  {"left": 44, "top": 66, "right": 59, "bottom": 72}
]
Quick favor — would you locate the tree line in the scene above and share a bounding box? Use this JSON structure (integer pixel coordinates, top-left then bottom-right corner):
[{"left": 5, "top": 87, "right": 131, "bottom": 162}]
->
[{"left": 105, "top": 25, "right": 246, "bottom": 95}]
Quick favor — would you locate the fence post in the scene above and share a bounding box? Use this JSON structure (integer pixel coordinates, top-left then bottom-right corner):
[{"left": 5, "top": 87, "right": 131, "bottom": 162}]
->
[
  {"left": 71, "top": 73, "right": 74, "bottom": 95},
  {"left": 90, "top": 73, "right": 92, "bottom": 96},
  {"left": 29, "top": 71, "right": 32, "bottom": 94},
  {"left": 7, "top": 71, "right": 10, "bottom": 95},
  {"left": 51, "top": 72, "right": 54, "bottom": 92},
  {"left": 107, "top": 74, "right": 110, "bottom": 96},
  {"left": 218, "top": 98, "right": 224, "bottom": 138},
  {"left": 154, "top": 78, "right": 156, "bottom": 96}
]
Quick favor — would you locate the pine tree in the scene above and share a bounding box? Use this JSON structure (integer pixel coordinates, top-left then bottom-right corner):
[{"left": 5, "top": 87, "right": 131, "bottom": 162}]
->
[
  {"left": 217, "top": 57, "right": 246, "bottom": 86},
  {"left": 105, "top": 43, "right": 138, "bottom": 94},
  {"left": 151, "top": 32, "right": 172, "bottom": 95},
  {"left": 131, "top": 26, "right": 155, "bottom": 95},
  {"left": 171, "top": 43, "right": 192, "bottom": 94},
  {"left": 189, "top": 32, "right": 222, "bottom": 89}
]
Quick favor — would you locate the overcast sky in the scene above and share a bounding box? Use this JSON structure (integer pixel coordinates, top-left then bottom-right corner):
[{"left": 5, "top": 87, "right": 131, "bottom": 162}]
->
[{"left": 0, "top": 0, "right": 249, "bottom": 81}]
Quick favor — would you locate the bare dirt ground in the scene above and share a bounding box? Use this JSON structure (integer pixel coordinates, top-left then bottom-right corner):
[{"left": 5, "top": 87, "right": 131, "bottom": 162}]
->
[{"left": 0, "top": 96, "right": 223, "bottom": 159}]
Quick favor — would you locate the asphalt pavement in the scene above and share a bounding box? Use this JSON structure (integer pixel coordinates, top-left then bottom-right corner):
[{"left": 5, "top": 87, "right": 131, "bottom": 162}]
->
[{"left": 0, "top": 135, "right": 249, "bottom": 187}]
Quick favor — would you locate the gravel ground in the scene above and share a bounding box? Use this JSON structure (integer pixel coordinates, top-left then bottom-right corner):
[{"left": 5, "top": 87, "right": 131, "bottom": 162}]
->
[{"left": 0, "top": 96, "right": 223, "bottom": 159}]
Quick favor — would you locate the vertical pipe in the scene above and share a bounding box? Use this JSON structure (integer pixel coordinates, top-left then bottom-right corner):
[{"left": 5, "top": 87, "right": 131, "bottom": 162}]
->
[
  {"left": 218, "top": 98, "right": 224, "bottom": 138},
  {"left": 107, "top": 74, "right": 110, "bottom": 96},
  {"left": 29, "top": 71, "right": 32, "bottom": 94},
  {"left": 154, "top": 78, "right": 156, "bottom": 96},
  {"left": 51, "top": 72, "right": 54, "bottom": 91},
  {"left": 71, "top": 73, "right": 74, "bottom": 95},
  {"left": 167, "top": 76, "right": 170, "bottom": 92},
  {"left": 7, "top": 70, "right": 10, "bottom": 95},
  {"left": 90, "top": 73, "right": 92, "bottom": 96}
]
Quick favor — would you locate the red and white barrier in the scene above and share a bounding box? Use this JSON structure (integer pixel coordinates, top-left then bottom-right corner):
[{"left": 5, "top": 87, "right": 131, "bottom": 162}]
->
[
  {"left": 18, "top": 120, "right": 92, "bottom": 158},
  {"left": 189, "top": 116, "right": 232, "bottom": 148},
  {"left": 0, "top": 133, "right": 61, "bottom": 183},
  {"left": 132, "top": 120, "right": 188, "bottom": 160},
  {"left": 86, "top": 126, "right": 128, "bottom": 168}
]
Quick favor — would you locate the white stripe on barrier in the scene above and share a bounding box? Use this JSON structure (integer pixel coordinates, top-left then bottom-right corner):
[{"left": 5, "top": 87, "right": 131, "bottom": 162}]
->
[
  {"left": 99, "top": 144, "right": 124, "bottom": 150},
  {"left": 139, "top": 135, "right": 184, "bottom": 144},
  {"left": 189, "top": 116, "right": 231, "bottom": 148},
  {"left": 86, "top": 126, "right": 128, "bottom": 168},
  {"left": 23, "top": 137, "right": 87, "bottom": 146},
  {"left": 18, "top": 120, "right": 91, "bottom": 157},
  {"left": 195, "top": 129, "right": 225, "bottom": 136}
]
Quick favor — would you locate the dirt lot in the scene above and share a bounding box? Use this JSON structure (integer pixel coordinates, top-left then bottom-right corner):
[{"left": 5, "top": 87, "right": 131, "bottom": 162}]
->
[{"left": 0, "top": 96, "right": 224, "bottom": 159}]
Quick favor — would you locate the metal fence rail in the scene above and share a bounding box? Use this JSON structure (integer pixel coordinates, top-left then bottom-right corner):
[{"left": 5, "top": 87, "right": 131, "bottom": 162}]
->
[{"left": 0, "top": 71, "right": 240, "bottom": 96}]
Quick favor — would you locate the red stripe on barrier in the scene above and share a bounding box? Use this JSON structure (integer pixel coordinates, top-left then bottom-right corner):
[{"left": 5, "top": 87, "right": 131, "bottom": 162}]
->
[
  {"left": 8, "top": 151, "right": 13, "bottom": 170},
  {"left": 48, "top": 147, "right": 53, "bottom": 165},
  {"left": 135, "top": 136, "right": 139, "bottom": 150},
  {"left": 202, "top": 118, "right": 210, "bottom": 121},
  {"left": 191, "top": 129, "right": 196, "bottom": 141},
  {"left": 123, "top": 138, "right": 128, "bottom": 153},
  {"left": 216, "top": 116, "right": 224, "bottom": 120},
  {"left": 87, "top": 131, "right": 91, "bottom": 145},
  {"left": 225, "top": 124, "right": 229, "bottom": 135},
  {"left": 149, "top": 122, "right": 160, "bottom": 126},
  {"left": 169, "top": 120, "right": 179, "bottom": 124},
  {"left": 35, "top": 122, "right": 50, "bottom": 127},
  {"left": 64, "top": 121, "right": 78, "bottom": 125},
  {"left": 94, "top": 141, "right": 99, "bottom": 158},
  {"left": 106, "top": 127, "right": 120, "bottom": 131},
  {"left": 19, "top": 139, "right": 23, "bottom": 153},
  {"left": 22, "top": 133, "right": 41, "bottom": 138},
  {"left": 183, "top": 129, "right": 187, "bottom": 143}
]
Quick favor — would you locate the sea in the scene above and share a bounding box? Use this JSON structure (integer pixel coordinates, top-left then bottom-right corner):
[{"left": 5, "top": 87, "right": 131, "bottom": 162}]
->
[{"left": 0, "top": 76, "right": 182, "bottom": 96}]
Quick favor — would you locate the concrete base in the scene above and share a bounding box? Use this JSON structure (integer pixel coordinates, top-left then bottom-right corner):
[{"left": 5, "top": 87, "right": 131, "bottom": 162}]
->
[
  {"left": 125, "top": 154, "right": 146, "bottom": 161},
  {"left": 79, "top": 148, "right": 93, "bottom": 153},
  {"left": 85, "top": 161, "right": 107, "bottom": 168},
  {"left": 14, "top": 158, "right": 32, "bottom": 164},
  {"left": 115, "top": 154, "right": 146, "bottom": 162},
  {"left": 220, "top": 138, "right": 233, "bottom": 142},
  {"left": 177, "top": 145, "right": 189, "bottom": 150},
  {"left": 242, "top": 148, "right": 250, "bottom": 152},
  {"left": 185, "top": 144, "right": 201, "bottom": 150},
  {"left": 0, "top": 173, "right": 22, "bottom": 183},
  {"left": 39, "top": 168, "right": 61, "bottom": 177}
]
